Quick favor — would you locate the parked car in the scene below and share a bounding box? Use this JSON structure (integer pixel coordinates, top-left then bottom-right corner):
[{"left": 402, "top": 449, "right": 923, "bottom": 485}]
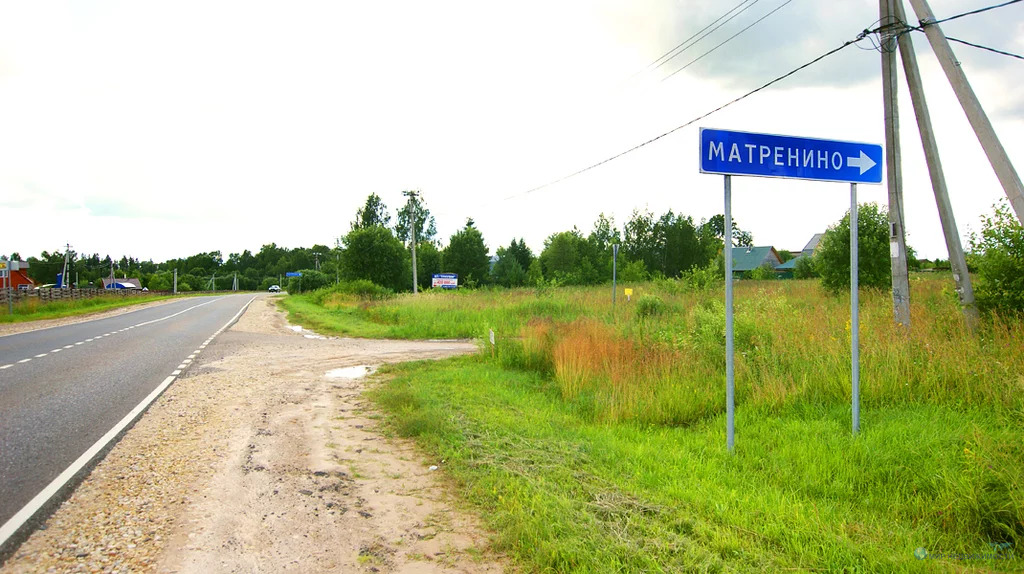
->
[{"left": 268, "top": 285, "right": 281, "bottom": 292}]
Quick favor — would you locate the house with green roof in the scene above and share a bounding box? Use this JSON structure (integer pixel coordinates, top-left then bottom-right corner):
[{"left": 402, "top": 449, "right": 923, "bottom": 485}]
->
[
  {"left": 775, "top": 233, "right": 824, "bottom": 278},
  {"left": 731, "top": 246, "right": 783, "bottom": 277}
]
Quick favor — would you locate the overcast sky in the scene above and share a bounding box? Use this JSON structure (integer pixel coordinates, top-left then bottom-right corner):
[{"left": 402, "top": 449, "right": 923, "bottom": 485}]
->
[{"left": 1, "top": 0, "right": 1022, "bottom": 263}]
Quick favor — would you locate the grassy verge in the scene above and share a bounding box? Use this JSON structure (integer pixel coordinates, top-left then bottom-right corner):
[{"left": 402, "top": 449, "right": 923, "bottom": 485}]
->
[
  {"left": 0, "top": 294, "right": 184, "bottom": 324},
  {"left": 285, "top": 277, "right": 1023, "bottom": 570},
  {"left": 373, "top": 356, "right": 1023, "bottom": 572},
  {"left": 278, "top": 285, "right": 595, "bottom": 339}
]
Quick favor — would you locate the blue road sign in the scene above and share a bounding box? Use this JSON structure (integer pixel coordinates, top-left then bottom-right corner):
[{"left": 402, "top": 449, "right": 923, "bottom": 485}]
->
[
  {"left": 700, "top": 128, "right": 883, "bottom": 184},
  {"left": 285, "top": 272, "right": 302, "bottom": 277}
]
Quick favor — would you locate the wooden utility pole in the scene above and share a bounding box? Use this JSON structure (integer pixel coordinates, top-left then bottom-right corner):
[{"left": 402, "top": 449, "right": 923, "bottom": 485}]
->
[
  {"left": 893, "top": 0, "right": 979, "bottom": 331},
  {"left": 904, "top": 0, "right": 1024, "bottom": 225},
  {"left": 403, "top": 190, "right": 420, "bottom": 294},
  {"left": 880, "top": 0, "right": 912, "bottom": 327}
]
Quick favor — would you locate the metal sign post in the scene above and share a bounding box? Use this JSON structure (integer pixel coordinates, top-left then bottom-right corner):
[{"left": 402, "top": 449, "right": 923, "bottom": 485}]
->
[
  {"left": 611, "top": 244, "right": 619, "bottom": 313},
  {"left": 851, "top": 183, "right": 860, "bottom": 434},
  {"left": 724, "top": 176, "right": 735, "bottom": 452},
  {"left": 701, "top": 128, "right": 881, "bottom": 451},
  {"left": 1, "top": 260, "right": 10, "bottom": 315}
]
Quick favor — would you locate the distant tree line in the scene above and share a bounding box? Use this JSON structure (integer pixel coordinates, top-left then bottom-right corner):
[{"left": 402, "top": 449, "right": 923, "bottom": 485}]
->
[
  {"left": 22, "top": 192, "right": 1022, "bottom": 315},
  {"left": 337, "top": 193, "right": 753, "bottom": 291},
  {"left": 6, "top": 192, "right": 752, "bottom": 293}
]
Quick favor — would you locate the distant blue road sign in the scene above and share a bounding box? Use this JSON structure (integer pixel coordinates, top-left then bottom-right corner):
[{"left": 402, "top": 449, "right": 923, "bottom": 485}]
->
[
  {"left": 285, "top": 272, "right": 302, "bottom": 277},
  {"left": 700, "top": 128, "right": 883, "bottom": 184}
]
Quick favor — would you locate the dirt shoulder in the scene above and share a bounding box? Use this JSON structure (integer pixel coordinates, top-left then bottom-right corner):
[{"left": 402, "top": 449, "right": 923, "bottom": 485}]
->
[{"left": 1, "top": 297, "right": 504, "bottom": 573}]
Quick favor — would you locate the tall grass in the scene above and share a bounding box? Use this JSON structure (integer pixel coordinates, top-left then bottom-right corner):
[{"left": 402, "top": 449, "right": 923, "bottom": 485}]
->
[
  {"left": 0, "top": 293, "right": 178, "bottom": 323},
  {"left": 483, "top": 278, "right": 1024, "bottom": 429},
  {"left": 287, "top": 277, "right": 1024, "bottom": 424},
  {"left": 288, "top": 275, "right": 1024, "bottom": 568}
]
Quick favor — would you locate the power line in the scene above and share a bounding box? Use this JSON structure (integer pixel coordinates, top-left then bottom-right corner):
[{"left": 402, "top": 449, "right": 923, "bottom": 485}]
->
[
  {"left": 900, "top": 0, "right": 1022, "bottom": 34},
  {"left": 930, "top": 0, "right": 1022, "bottom": 26},
  {"left": 641, "top": 0, "right": 762, "bottom": 74},
  {"left": 507, "top": 32, "right": 869, "bottom": 201},
  {"left": 662, "top": 0, "right": 797, "bottom": 82},
  {"left": 946, "top": 35, "right": 1024, "bottom": 60}
]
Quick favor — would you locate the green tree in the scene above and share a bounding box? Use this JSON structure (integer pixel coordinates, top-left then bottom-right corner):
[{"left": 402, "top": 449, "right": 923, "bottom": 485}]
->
[
  {"left": 586, "top": 214, "right": 620, "bottom": 280},
  {"left": 540, "top": 230, "right": 583, "bottom": 282},
  {"left": 286, "top": 269, "right": 331, "bottom": 293},
  {"left": 969, "top": 201, "right": 1024, "bottom": 312},
  {"left": 619, "top": 259, "right": 649, "bottom": 282},
  {"left": 702, "top": 214, "right": 753, "bottom": 248},
  {"left": 623, "top": 209, "right": 658, "bottom": 275},
  {"left": 814, "top": 203, "right": 896, "bottom": 292},
  {"left": 443, "top": 219, "right": 490, "bottom": 287},
  {"left": 351, "top": 193, "right": 391, "bottom": 231},
  {"left": 589, "top": 213, "right": 621, "bottom": 253},
  {"left": 504, "top": 238, "right": 535, "bottom": 272},
  {"left": 341, "top": 226, "right": 407, "bottom": 291},
  {"left": 492, "top": 246, "right": 527, "bottom": 287},
  {"left": 526, "top": 259, "right": 544, "bottom": 285},
  {"left": 147, "top": 272, "right": 173, "bottom": 291},
  {"left": 793, "top": 256, "right": 817, "bottom": 279},
  {"left": 395, "top": 191, "right": 437, "bottom": 246},
  {"left": 415, "top": 241, "right": 442, "bottom": 290}
]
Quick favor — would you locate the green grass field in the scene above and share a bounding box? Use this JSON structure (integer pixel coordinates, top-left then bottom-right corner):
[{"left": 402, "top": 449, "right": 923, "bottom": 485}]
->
[
  {"left": 282, "top": 277, "right": 1024, "bottom": 572},
  {"left": 0, "top": 293, "right": 184, "bottom": 324}
]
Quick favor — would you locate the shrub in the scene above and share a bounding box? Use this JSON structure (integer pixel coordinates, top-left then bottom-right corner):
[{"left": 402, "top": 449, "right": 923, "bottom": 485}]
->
[
  {"left": 793, "top": 256, "right": 816, "bottom": 279},
  {"left": 635, "top": 294, "right": 666, "bottom": 319},
  {"left": 286, "top": 269, "right": 330, "bottom": 294},
  {"left": 619, "top": 259, "right": 649, "bottom": 282},
  {"left": 969, "top": 201, "right": 1024, "bottom": 313},
  {"left": 747, "top": 263, "right": 777, "bottom": 280},
  {"left": 681, "top": 261, "right": 722, "bottom": 291},
  {"left": 815, "top": 202, "right": 896, "bottom": 292},
  {"left": 342, "top": 226, "right": 408, "bottom": 291},
  {"left": 309, "top": 280, "right": 394, "bottom": 304}
]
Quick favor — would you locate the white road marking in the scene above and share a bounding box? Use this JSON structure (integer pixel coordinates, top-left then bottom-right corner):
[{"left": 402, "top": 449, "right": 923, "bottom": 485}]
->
[
  {"left": 34, "top": 354, "right": 47, "bottom": 358},
  {"left": 85, "top": 339, "right": 94, "bottom": 342},
  {"left": 74, "top": 342, "right": 84, "bottom": 346},
  {"left": 171, "top": 370, "right": 181, "bottom": 376},
  {"left": 0, "top": 295, "right": 257, "bottom": 550},
  {"left": 63, "top": 345, "right": 73, "bottom": 349},
  {"left": 17, "top": 359, "right": 31, "bottom": 364},
  {"left": 0, "top": 364, "right": 12, "bottom": 370},
  {"left": 51, "top": 349, "right": 62, "bottom": 353}
]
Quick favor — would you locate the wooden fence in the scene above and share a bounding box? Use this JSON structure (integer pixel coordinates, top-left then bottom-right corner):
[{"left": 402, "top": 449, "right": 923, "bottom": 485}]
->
[{"left": 0, "top": 288, "right": 227, "bottom": 305}]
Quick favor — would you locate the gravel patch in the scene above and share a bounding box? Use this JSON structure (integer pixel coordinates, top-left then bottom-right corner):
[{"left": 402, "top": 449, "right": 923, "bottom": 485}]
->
[{"left": 1, "top": 298, "right": 502, "bottom": 573}]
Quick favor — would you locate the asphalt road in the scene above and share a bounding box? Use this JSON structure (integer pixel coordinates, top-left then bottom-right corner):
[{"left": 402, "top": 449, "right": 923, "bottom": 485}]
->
[{"left": 0, "top": 295, "right": 256, "bottom": 532}]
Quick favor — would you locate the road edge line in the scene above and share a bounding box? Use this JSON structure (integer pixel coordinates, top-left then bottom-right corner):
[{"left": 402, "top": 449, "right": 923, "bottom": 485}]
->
[{"left": 0, "top": 295, "right": 258, "bottom": 557}]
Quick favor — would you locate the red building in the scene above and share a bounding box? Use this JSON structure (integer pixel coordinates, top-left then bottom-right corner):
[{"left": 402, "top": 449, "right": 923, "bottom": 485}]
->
[{"left": 1, "top": 261, "right": 35, "bottom": 290}]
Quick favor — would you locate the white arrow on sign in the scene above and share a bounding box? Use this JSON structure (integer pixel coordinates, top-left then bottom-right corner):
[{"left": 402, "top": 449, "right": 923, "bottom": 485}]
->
[{"left": 847, "top": 150, "right": 877, "bottom": 175}]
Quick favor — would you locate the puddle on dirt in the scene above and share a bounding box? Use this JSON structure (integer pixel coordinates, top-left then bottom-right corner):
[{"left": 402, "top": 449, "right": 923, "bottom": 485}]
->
[
  {"left": 324, "top": 365, "right": 374, "bottom": 380},
  {"left": 287, "top": 324, "right": 328, "bottom": 340}
]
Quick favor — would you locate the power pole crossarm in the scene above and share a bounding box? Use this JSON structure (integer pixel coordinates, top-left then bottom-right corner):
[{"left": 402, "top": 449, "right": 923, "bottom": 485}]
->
[{"left": 905, "top": 0, "right": 1024, "bottom": 225}]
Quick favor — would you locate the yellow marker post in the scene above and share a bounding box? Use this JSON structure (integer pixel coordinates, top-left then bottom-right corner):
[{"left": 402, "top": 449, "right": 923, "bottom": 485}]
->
[{"left": 624, "top": 288, "right": 632, "bottom": 302}]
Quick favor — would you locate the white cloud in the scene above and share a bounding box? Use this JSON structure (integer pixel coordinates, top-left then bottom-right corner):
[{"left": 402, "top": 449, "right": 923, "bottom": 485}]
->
[{"left": 0, "top": 0, "right": 1021, "bottom": 264}]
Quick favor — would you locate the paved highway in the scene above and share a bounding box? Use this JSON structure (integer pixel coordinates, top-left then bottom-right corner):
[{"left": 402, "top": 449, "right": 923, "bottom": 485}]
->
[{"left": 0, "top": 294, "right": 256, "bottom": 548}]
